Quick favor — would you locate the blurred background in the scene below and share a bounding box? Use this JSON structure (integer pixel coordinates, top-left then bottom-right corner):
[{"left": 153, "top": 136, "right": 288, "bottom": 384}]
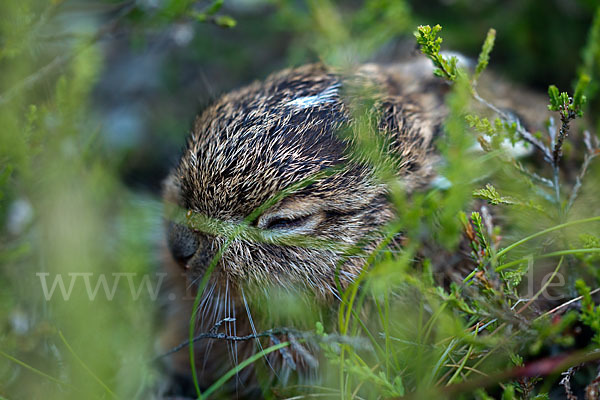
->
[
  {"left": 93, "top": 0, "right": 596, "bottom": 193},
  {"left": 0, "top": 0, "right": 598, "bottom": 398}
]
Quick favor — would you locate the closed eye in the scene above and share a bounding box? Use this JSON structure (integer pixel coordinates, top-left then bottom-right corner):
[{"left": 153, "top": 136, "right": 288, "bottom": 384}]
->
[{"left": 264, "top": 214, "right": 312, "bottom": 231}]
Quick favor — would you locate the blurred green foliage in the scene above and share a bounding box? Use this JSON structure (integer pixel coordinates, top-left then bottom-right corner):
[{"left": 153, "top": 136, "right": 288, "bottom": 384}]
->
[{"left": 1, "top": 0, "right": 600, "bottom": 399}]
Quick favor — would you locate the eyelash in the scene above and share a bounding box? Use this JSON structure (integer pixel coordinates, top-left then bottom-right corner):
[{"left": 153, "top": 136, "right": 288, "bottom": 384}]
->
[{"left": 264, "top": 214, "right": 312, "bottom": 230}]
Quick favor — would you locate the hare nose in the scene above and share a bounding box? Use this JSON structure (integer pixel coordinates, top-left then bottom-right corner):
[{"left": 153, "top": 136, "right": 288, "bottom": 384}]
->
[{"left": 167, "top": 222, "right": 199, "bottom": 266}]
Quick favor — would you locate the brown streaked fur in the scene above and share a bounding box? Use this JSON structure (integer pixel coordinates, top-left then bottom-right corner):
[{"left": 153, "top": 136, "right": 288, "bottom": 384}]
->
[{"left": 159, "top": 60, "right": 451, "bottom": 398}]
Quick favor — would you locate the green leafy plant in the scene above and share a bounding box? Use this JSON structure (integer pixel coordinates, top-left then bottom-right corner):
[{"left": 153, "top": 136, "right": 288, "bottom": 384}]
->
[
  {"left": 415, "top": 24, "right": 459, "bottom": 81},
  {"left": 1, "top": 1, "right": 600, "bottom": 400}
]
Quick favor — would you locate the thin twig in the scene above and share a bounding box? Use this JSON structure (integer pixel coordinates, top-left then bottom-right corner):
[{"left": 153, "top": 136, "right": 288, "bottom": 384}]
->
[
  {"left": 515, "top": 256, "right": 564, "bottom": 315},
  {"left": 537, "top": 287, "right": 600, "bottom": 320},
  {"left": 567, "top": 153, "right": 598, "bottom": 212},
  {"left": 513, "top": 160, "right": 554, "bottom": 187},
  {"left": 553, "top": 110, "right": 577, "bottom": 166},
  {"left": 472, "top": 89, "right": 553, "bottom": 163},
  {"left": 159, "top": 323, "right": 290, "bottom": 359},
  {"left": 209, "top": 317, "right": 236, "bottom": 334},
  {"left": 550, "top": 110, "right": 576, "bottom": 209},
  {"left": 156, "top": 318, "right": 371, "bottom": 360},
  {"left": 566, "top": 131, "right": 600, "bottom": 212},
  {"left": 560, "top": 364, "right": 581, "bottom": 400}
]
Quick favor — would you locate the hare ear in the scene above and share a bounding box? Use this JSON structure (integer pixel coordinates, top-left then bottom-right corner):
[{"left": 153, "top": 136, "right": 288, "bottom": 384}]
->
[{"left": 372, "top": 93, "right": 444, "bottom": 193}]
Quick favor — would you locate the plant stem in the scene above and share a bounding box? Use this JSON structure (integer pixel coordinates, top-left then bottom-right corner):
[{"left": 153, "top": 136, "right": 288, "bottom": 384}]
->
[
  {"left": 494, "top": 216, "right": 600, "bottom": 260},
  {"left": 496, "top": 248, "right": 600, "bottom": 271}
]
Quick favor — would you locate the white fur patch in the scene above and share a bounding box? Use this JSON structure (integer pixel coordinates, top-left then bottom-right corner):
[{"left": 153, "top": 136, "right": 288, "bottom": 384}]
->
[
  {"left": 470, "top": 137, "right": 534, "bottom": 158},
  {"left": 285, "top": 83, "right": 340, "bottom": 109},
  {"left": 439, "top": 51, "right": 474, "bottom": 70},
  {"left": 431, "top": 175, "right": 452, "bottom": 190}
]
